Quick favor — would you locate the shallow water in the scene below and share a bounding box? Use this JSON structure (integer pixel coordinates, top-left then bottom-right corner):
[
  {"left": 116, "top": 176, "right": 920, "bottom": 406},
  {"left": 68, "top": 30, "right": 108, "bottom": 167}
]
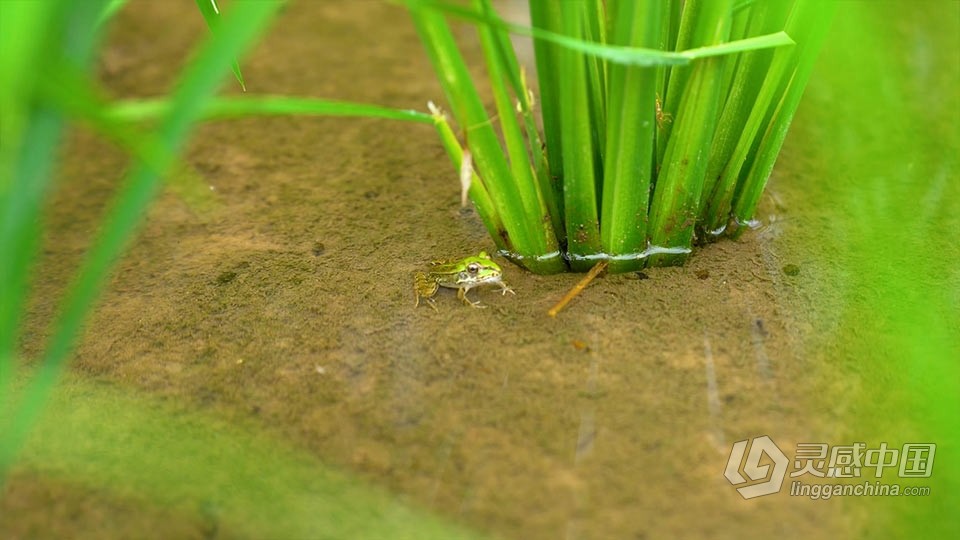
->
[{"left": 2, "top": 1, "right": 957, "bottom": 539}]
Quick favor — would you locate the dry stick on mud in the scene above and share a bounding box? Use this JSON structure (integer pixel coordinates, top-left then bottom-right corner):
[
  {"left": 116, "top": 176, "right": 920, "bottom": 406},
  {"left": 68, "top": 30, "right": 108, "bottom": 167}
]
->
[{"left": 547, "top": 261, "right": 608, "bottom": 317}]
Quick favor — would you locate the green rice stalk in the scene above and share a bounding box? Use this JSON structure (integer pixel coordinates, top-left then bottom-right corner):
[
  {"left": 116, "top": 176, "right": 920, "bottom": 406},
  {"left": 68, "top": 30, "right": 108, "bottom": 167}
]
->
[
  {"left": 728, "top": 1, "right": 753, "bottom": 41},
  {"left": 429, "top": 104, "right": 507, "bottom": 251},
  {"left": 582, "top": 0, "right": 607, "bottom": 162},
  {"left": 600, "top": 0, "right": 662, "bottom": 272},
  {"left": 647, "top": 0, "right": 733, "bottom": 266},
  {"left": 407, "top": 0, "right": 798, "bottom": 272},
  {"left": 519, "top": 69, "right": 565, "bottom": 243},
  {"left": 528, "top": 0, "right": 565, "bottom": 218},
  {"left": 0, "top": 0, "right": 280, "bottom": 479},
  {"left": 717, "top": 2, "right": 755, "bottom": 99},
  {"left": 556, "top": 2, "right": 602, "bottom": 271},
  {"left": 699, "top": 0, "right": 792, "bottom": 234},
  {"left": 655, "top": 1, "right": 679, "bottom": 161},
  {"left": 472, "top": 0, "right": 560, "bottom": 257},
  {"left": 732, "top": 0, "right": 836, "bottom": 231},
  {"left": 666, "top": 0, "right": 683, "bottom": 51},
  {"left": 407, "top": 3, "right": 564, "bottom": 273},
  {"left": 476, "top": 0, "right": 563, "bottom": 243},
  {"left": 656, "top": 0, "right": 701, "bottom": 169}
]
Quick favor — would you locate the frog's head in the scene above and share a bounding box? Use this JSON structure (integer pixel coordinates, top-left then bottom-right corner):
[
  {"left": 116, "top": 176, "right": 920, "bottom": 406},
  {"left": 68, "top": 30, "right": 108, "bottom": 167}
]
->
[{"left": 457, "top": 251, "right": 503, "bottom": 287}]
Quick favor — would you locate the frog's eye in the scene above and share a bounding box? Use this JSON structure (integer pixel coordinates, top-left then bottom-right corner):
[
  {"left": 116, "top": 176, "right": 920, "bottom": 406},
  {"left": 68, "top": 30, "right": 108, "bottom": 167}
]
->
[{"left": 466, "top": 262, "right": 480, "bottom": 274}]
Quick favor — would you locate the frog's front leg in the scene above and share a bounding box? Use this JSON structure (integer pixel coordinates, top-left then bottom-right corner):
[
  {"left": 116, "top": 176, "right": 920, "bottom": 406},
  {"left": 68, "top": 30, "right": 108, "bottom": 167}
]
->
[
  {"left": 457, "top": 286, "right": 485, "bottom": 308},
  {"left": 414, "top": 272, "right": 439, "bottom": 311},
  {"left": 497, "top": 280, "right": 516, "bottom": 296}
]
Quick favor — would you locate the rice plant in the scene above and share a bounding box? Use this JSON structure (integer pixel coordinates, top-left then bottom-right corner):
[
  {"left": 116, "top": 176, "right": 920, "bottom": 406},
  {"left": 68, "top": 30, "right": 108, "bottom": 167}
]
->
[{"left": 406, "top": 0, "right": 835, "bottom": 273}]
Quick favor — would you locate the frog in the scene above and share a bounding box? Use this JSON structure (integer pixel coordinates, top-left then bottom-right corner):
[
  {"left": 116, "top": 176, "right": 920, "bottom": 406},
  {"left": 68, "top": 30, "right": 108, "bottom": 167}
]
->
[{"left": 413, "top": 251, "right": 515, "bottom": 310}]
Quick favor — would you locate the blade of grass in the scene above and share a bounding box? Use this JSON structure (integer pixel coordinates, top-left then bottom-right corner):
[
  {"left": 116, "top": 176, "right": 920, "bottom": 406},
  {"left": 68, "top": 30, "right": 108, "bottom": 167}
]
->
[
  {"left": 0, "top": 0, "right": 281, "bottom": 480},
  {"left": 732, "top": 0, "right": 836, "bottom": 231},
  {"left": 406, "top": 2, "right": 564, "bottom": 273},
  {"left": 648, "top": 0, "right": 733, "bottom": 266},
  {"left": 600, "top": 0, "right": 663, "bottom": 272},
  {"left": 473, "top": 0, "right": 560, "bottom": 258},
  {"left": 583, "top": 0, "right": 607, "bottom": 162},
  {"left": 699, "top": 0, "right": 792, "bottom": 234},
  {"left": 0, "top": 0, "right": 56, "bottom": 394},
  {"left": 655, "top": 0, "right": 680, "bottom": 165},
  {"left": 194, "top": 0, "right": 246, "bottom": 91},
  {"left": 0, "top": 0, "right": 110, "bottom": 433},
  {"left": 429, "top": 103, "right": 506, "bottom": 251},
  {"left": 413, "top": 0, "right": 792, "bottom": 67},
  {"left": 717, "top": 1, "right": 754, "bottom": 103},
  {"left": 657, "top": 0, "right": 703, "bottom": 168},
  {"left": 474, "top": 0, "right": 564, "bottom": 243},
  {"left": 528, "top": 0, "right": 566, "bottom": 225},
  {"left": 96, "top": 0, "right": 128, "bottom": 26},
  {"left": 105, "top": 95, "right": 435, "bottom": 124},
  {"left": 557, "top": 2, "right": 601, "bottom": 271}
]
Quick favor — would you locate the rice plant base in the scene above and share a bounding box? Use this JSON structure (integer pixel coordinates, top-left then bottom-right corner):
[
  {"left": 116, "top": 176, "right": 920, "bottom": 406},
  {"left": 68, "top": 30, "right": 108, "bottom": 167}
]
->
[{"left": 407, "top": 0, "right": 833, "bottom": 274}]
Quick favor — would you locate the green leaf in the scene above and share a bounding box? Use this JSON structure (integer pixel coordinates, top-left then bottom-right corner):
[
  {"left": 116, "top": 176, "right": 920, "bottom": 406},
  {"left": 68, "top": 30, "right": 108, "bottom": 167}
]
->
[
  {"left": 193, "top": 0, "right": 247, "bottom": 91},
  {"left": 405, "top": 0, "right": 792, "bottom": 67}
]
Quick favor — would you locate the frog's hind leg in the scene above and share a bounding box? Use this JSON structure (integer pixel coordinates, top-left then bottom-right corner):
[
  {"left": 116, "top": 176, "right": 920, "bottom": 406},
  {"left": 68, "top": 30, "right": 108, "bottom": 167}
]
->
[
  {"left": 457, "top": 286, "right": 485, "bottom": 308},
  {"left": 414, "top": 272, "right": 439, "bottom": 311}
]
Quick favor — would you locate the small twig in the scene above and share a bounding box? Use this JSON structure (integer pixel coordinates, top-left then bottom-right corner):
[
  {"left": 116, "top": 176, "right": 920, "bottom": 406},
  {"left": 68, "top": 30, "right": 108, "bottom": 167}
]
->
[{"left": 548, "top": 261, "right": 608, "bottom": 317}]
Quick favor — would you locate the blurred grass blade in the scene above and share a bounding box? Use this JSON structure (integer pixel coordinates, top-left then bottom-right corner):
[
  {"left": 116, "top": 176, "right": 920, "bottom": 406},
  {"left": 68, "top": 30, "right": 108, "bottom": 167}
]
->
[
  {"left": 0, "top": 0, "right": 280, "bottom": 479},
  {"left": 37, "top": 61, "right": 172, "bottom": 183},
  {"left": 0, "top": 1, "right": 58, "bottom": 379},
  {"left": 96, "top": 0, "right": 128, "bottom": 27},
  {"left": 194, "top": 0, "right": 246, "bottom": 91},
  {"left": 105, "top": 95, "right": 435, "bottom": 124},
  {"left": 0, "top": 0, "right": 111, "bottom": 435}
]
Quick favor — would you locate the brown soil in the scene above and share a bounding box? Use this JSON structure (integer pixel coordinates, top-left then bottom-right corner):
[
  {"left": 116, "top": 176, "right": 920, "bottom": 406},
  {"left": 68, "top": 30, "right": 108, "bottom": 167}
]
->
[{"left": 3, "top": 2, "right": 860, "bottom": 539}]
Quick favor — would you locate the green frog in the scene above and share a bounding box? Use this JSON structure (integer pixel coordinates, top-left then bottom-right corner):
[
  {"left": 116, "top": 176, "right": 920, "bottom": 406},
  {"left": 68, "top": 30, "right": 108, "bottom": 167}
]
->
[{"left": 414, "top": 251, "right": 515, "bottom": 309}]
